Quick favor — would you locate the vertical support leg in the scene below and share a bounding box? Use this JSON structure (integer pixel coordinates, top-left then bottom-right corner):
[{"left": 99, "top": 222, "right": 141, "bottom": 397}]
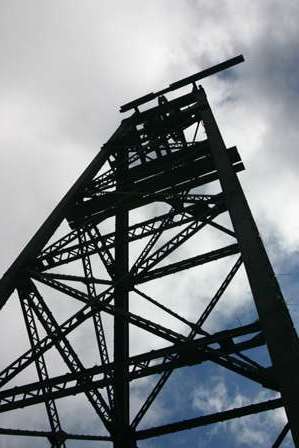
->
[
  {"left": 114, "top": 148, "right": 131, "bottom": 447},
  {"left": 199, "top": 87, "right": 299, "bottom": 446}
]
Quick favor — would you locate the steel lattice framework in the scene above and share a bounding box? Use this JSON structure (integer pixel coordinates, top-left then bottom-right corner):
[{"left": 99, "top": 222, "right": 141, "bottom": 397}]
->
[{"left": 0, "top": 55, "right": 299, "bottom": 447}]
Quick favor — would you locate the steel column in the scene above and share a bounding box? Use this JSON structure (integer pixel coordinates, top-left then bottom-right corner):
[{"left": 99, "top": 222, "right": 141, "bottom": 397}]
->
[
  {"left": 199, "top": 87, "right": 299, "bottom": 446},
  {"left": 113, "top": 147, "right": 132, "bottom": 447}
]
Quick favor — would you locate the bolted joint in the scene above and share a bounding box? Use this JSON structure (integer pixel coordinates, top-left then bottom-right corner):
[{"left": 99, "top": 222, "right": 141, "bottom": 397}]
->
[
  {"left": 47, "top": 430, "right": 67, "bottom": 445},
  {"left": 112, "top": 426, "right": 138, "bottom": 448}
]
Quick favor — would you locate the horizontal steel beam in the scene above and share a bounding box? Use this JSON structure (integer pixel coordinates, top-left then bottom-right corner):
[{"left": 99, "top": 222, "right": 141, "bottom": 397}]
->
[
  {"left": 35, "top": 203, "right": 214, "bottom": 271},
  {"left": 67, "top": 147, "right": 242, "bottom": 226},
  {"left": 135, "top": 244, "right": 240, "bottom": 283},
  {"left": 0, "top": 427, "right": 111, "bottom": 442},
  {"left": 135, "top": 398, "right": 282, "bottom": 440},
  {"left": 0, "top": 324, "right": 270, "bottom": 414}
]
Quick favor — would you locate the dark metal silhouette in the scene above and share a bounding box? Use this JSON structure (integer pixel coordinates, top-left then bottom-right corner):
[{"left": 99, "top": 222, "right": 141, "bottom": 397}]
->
[{"left": 0, "top": 55, "right": 299, "bottom": 447}]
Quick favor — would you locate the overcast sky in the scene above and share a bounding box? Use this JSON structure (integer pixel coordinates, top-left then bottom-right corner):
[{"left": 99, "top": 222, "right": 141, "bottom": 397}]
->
[{"left": 0, "top": 1, "right": 299, "bottom": 447}]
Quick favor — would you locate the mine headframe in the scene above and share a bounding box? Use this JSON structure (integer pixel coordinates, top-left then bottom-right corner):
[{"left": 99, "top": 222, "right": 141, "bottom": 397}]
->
[{"left": 0, "top": 54, "right": 299, "bottom": 448}]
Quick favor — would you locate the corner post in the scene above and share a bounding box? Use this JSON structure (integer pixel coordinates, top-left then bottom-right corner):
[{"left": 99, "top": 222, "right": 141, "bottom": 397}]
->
[
  {"left": 114, "top": 146, "right": 131, "bottom": 447},
  {"left": 199, "top": 87, "right": 299, "bottom": 446}
]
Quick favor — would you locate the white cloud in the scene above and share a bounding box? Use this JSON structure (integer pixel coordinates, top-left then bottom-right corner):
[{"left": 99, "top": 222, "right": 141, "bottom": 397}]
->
[
  {"left": 192, "top": 376, "right": 289, "bottom": 447},
  {"left": 0, "top": 1, "right": 299, "bottom": 446}
]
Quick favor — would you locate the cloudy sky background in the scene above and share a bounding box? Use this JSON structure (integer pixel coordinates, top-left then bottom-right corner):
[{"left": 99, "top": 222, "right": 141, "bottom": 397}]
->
[{"left": 0, "top": 0, "right": 299, "bottom": 447}]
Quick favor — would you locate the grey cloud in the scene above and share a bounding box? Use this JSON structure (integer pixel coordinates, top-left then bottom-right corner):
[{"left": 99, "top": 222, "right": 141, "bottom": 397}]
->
[{"left": 1, "top": 1, "right": 299, "bottom": 446}]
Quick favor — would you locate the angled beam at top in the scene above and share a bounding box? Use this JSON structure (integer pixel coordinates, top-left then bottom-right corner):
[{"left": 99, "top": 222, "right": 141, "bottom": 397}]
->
[
  {"left": 120, "top": 55, "right": 244, "bottom": 113},
  {"left": 0, "top": 121, "right": 132, "bottom": 309}
]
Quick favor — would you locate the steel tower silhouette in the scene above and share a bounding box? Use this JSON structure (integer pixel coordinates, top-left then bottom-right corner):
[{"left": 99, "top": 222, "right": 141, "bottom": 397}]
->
[{"left": 0, "top": 55, "right": 299, "bottom": 447}]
